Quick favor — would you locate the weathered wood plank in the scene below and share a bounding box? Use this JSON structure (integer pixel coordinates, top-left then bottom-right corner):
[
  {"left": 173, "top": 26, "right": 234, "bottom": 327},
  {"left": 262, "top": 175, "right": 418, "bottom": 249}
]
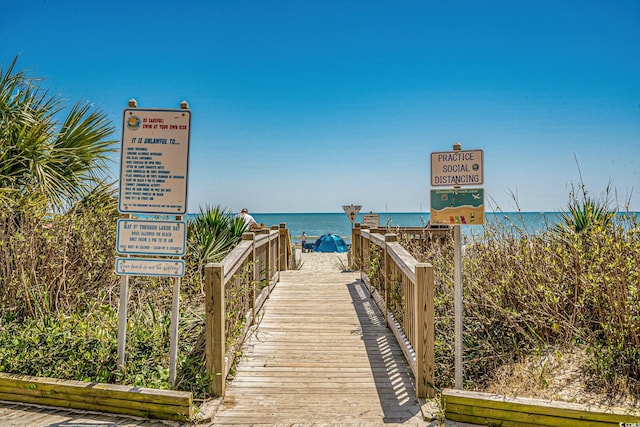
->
[
  {"left": 0, "top": 373, "right": 190, "bottom": 405},
  {"left": 210, "top": 270, "right": 426, "bottom": 425},
  {"left": 443, "top": 388, "right": 640, "bottom": 426},
  {"left": 0, "top": 388, "right": 192, "bottom": 419},
  {"left": 0, "top": 400, "right": 170, "bottom": 426},
  {"left": 0, "top": 373, "right": 192, "bottom": 421}
]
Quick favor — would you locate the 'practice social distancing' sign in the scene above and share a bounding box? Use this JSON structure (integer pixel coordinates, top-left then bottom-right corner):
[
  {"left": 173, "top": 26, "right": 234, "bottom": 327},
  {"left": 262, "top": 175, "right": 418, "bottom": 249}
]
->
[
  {"left": 431, "top": 149, "right": 483, "bottom": 187},
  {"left": 430, "top": 148, "right": 485, "bottom": 225}
]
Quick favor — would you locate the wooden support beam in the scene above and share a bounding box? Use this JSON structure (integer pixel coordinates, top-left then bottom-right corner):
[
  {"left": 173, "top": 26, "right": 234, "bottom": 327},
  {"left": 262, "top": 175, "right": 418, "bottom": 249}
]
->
[
  {"left": 442, "top": 388, "right": 640, "bottom": 426},
  {"left": 0, "top": 373, "right": 192, "bottom": 422},
  {"left": 414, "top": 263, "right": 435, "bottom": 398},
  {"left": 205, "top": 263, "right": 226, "bottom": 397}
]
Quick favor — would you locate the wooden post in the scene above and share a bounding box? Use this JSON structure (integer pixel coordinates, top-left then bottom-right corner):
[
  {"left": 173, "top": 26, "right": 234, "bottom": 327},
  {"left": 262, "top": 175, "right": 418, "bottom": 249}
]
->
[
  {"left": 352, "top": 223, "right": 361, "bottom": 270},
  {"left": 271, "top": 225, "right": 279, "bottom": 274},
  {"left": 360, "top": 225, "right": 370, "bottom": 270},
  {"left": 415, "top": 262, "right": 435, "bottom": 398},
  {"left": 279, "top": 223, "right": 288, "bottom": 271},
  {"left": 243, "top": 232, "right": 257, "bottom": 316},
  {"left": 253, "top": 227, "right": 271, "bottom": 296},
  {"left": 383, "top": 234, "right": 396, "bottom": 327},
  {"left": 205, "top": 263, "right": 226, "bottom": 397}
]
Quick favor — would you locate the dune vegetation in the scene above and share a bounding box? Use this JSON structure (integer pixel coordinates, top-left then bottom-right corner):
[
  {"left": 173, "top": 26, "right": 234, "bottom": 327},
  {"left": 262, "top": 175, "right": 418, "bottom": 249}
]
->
[
  {"left": 1, "top": 56, "right": 638, "bottom": 407},
  {"left": 0, "top": 57, "right": 247, "bottom": 398},
  {"left": 397, "top": 186, "right": 639, "bottom": 407}
]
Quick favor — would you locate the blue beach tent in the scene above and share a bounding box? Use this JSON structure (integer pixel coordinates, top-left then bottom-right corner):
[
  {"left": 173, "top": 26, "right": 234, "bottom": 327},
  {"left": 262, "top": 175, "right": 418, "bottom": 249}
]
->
[{"left": 313, "top": 233, "right": 348, "bottom": 253}]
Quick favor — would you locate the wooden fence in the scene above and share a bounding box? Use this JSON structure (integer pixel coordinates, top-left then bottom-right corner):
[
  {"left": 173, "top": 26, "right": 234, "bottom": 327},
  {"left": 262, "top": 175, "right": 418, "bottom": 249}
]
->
[
  {"left": 351, "top": 223, "right": 435, "bottom": 398},
  {"left": 204, "top": 223, "right": 293, "bottom": 396}
]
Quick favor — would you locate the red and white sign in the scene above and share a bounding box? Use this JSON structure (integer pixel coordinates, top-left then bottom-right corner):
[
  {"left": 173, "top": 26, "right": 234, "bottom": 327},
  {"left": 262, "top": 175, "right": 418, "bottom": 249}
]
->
[
  {"left": 362, "top": 213, "right": 380, "bottom": 227},
  {"left": 342, "top": 204, "right": 362, "bottom": 222}
]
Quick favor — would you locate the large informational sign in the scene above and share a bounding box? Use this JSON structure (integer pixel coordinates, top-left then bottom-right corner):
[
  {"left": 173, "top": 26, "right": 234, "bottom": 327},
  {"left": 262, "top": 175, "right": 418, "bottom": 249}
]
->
[
  {"left": 118, "top": 108, "right": 191, "bottom": 214},
  {"left": 431, "top": 149, "right": 483, "bottom": 187},
  {"left": 115, "top": 257, "right": 185, "bottom": 277},
  {"left": 430, "top": 188, "right": 485, "bottom": 225},
  {"left": 116, "top": 219, "right": 187, "bottom": 256}
]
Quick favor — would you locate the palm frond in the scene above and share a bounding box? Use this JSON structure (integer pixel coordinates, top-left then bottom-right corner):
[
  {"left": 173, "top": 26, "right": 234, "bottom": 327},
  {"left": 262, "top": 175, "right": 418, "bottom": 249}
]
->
[{"left": 0, "top": 55, "right": 116, "bottom": 211}]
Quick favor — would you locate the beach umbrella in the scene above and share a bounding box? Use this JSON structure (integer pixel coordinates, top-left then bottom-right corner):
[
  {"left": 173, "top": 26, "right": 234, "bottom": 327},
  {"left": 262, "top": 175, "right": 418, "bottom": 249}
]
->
[{"left": 313, "top": 233, "right": 348, "bottom": 253}]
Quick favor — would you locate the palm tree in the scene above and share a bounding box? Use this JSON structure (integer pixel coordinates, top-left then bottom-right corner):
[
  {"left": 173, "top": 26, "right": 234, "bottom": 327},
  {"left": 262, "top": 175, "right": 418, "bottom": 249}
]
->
[{"left": 0, "top": 55, "right": 116, "bottom": 211}]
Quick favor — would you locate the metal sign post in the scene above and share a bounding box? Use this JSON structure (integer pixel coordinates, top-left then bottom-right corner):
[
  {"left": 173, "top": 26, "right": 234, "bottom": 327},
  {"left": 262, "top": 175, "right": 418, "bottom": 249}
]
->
[
  {"left": 115, "top": 99, "right": 191, "bottom": 388},
  {"left": 430, "top": 141, "right": 485, "bottom": 390},
  {"left": 168, "top": 215, "right": 183, "bottom": 387},
  {"left": 451, "top": 142, "right": 463, "bottom": 389},
  {"left": 342, "top": 204, "right": 362, "bottom": 226}
]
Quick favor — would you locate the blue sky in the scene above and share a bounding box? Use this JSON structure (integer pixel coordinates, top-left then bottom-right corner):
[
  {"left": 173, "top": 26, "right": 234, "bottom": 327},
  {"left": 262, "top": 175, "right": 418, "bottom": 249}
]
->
[{"left": 2, "top": 0, "right": 639, "bottom": 213}]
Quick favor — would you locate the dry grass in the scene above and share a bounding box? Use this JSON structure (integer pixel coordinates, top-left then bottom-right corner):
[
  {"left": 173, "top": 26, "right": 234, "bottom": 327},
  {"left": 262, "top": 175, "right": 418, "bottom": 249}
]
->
[
  {"left": 485, "top": 346, "right": 639, "bottom": 409},
  {"left": 393, "top": 210, "right": 640, "bottom": 410}
]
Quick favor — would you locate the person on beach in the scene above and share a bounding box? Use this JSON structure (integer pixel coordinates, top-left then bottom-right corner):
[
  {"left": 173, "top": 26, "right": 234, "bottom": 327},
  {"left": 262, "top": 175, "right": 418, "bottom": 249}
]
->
[
  {"left": 301, "top": 232, "right": 307, "bottom": 252},
  {"left": 237, "top": 208, "right": 258, "bottom": 229}
]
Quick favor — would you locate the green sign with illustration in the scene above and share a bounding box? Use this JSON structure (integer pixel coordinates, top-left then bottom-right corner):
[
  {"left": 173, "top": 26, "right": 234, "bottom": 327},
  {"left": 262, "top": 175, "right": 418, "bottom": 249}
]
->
[{"left": 430, "top": 188, "right": 484, "bottom": 225}]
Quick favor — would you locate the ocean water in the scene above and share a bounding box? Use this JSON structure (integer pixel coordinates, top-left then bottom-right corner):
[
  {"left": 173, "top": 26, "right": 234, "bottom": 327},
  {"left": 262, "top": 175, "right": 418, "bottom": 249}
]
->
[{"left": 250, "top": 212, "right": 568, "bottom": 244}]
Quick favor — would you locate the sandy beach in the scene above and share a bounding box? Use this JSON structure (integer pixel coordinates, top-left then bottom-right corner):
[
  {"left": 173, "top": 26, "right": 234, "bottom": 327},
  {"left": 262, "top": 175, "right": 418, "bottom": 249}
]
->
[{"left": 297, "top": 250, "right": 350, "bottom": 272}]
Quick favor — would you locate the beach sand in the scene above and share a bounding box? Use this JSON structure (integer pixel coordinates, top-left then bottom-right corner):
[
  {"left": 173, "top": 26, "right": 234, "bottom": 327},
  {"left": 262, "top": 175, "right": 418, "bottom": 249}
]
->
[{"left": 297, "top": 250, "right": 350, "bottom": 272}]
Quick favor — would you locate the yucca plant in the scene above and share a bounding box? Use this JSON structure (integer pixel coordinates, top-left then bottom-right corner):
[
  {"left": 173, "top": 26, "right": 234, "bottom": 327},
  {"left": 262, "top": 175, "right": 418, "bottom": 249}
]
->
[
  {"left": 554, "top": 195, "right": 614, "bottom": 237},
  {"left": 552, "top": 164, "right": 615, "bottom": 238},
  {"left": 186, "top": 205, "right": 247, "bottom": 291}
]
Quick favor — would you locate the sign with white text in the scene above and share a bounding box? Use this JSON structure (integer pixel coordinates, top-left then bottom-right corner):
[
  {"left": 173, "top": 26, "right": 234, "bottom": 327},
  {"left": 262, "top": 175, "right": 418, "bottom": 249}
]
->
[
  {"left": 116, "top": 219, "right": 186, "bottom": 256},
  {"left": 430, "top": 188, "right": 485, "bottom": 225},
  {"left": 115, "top": 257, "right": 185, "bottom": 277},
  {"left": 431, "top": 149, "right": 483, "bottom": 187},
  {"left": 118, "top": 108, "right": 191, "bottom": 214},
  {"left": 362, "top": 213, "right": 380, "bottom": 227}
]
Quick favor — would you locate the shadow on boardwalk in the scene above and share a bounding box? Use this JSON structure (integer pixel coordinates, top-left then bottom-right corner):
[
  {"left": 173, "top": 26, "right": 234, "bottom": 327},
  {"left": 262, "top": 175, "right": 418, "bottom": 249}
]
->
[{"left": 346, "top": 279, "right": 422, "bottom": 423}]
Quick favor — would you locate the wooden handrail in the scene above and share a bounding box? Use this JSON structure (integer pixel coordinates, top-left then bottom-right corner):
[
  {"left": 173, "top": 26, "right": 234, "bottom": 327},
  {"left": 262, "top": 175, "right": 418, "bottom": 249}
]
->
[
  {"left": 204, "top": 226, "right": 291, "bottom": 397},
  {"left": 353, "top": 223, "right": 435, "bottom": 398}
]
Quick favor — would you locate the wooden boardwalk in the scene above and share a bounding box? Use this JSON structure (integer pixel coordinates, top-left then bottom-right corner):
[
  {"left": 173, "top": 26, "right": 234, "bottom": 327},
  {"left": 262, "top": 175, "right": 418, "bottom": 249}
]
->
[
  {"left": 0, "top": 400, "right": 173, "bottom": 426},
  {"left": 210, "top": 269, "right": 429, "bottom": 426},
  {"left": 0, "top": 260, "right": 479, "bottom": 427}
]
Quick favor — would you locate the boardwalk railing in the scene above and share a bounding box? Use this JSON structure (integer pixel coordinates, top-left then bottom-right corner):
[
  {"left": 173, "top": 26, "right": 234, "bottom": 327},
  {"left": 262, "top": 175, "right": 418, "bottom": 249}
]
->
[
  {"left": 204, "top": 223, "right": 293, "bottom": 396},
  {"left": 352, "top": 223, "right": 435, "bottom": 398}
]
